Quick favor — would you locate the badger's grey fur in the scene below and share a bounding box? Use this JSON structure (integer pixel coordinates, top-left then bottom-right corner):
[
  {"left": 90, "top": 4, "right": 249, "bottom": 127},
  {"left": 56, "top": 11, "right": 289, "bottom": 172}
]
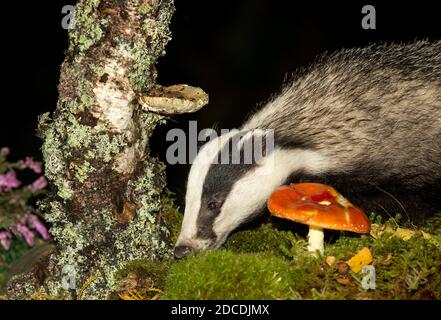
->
[{"left": 174, "top": 40, "right": 441, "bottom": 258}]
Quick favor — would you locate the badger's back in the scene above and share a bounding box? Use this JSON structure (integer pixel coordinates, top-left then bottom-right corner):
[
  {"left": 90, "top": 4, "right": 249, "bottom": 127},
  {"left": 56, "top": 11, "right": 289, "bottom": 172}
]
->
[{"left": 243, "top": 40, "right": 441, "bottom": 188}]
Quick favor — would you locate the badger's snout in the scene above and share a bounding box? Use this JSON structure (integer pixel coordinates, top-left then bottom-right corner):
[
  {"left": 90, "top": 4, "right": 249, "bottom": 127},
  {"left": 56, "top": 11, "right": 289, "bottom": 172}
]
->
[{"left": 173, "top": 245, "right": 193, "bottom": 259}]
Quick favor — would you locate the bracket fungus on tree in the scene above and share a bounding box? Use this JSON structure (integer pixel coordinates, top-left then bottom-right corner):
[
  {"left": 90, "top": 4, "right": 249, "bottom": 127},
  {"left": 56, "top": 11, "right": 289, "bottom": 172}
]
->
[
  {"left": 138, "top": 84, "right": 209, "bottom": 115},
  {"left": 267, "top": 183, "right": 370, "bottom": 255}
]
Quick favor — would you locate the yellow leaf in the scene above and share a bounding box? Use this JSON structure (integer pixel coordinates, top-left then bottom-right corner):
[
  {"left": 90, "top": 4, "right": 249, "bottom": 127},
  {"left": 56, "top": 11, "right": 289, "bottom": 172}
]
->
[
  {"left": 346, "top": 247, "right": 373, "bottom": 273},
  {"left": 118, "top": 290, "right": 146, "bottom": 300},
  {"left": 118, "top": 288, "right": 162, "bottom": 301},
  {"left": 394, "top": 228, "right": 415, "bottom": 241},
  {"left": 422, "top": 231, "right": 431, "bottom": 240}
]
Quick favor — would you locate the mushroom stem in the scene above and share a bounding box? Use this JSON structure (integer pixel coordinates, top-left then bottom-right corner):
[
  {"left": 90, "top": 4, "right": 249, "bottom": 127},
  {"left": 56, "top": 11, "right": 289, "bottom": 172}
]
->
[{"left": 307, "top": 226, "right": 324, "bottom": 255}]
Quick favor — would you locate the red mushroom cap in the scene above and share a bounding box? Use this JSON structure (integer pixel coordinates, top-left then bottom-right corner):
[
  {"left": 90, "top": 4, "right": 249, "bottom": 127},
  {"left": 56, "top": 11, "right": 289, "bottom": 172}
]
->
[{"left": 267, "top": 183, "right": 370, "bottom": 233}]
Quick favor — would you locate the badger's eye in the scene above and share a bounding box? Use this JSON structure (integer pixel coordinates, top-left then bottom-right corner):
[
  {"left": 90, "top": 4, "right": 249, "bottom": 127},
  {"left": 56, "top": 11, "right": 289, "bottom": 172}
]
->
[{"left": 207, "top": 201, "right": 217, "bottom": 210}]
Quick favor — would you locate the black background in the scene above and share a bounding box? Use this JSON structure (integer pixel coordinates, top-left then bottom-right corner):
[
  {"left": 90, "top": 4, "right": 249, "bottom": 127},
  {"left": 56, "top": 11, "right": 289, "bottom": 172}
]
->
[{"left": 1, "top": 1, "right": 440, "bottom": 206}]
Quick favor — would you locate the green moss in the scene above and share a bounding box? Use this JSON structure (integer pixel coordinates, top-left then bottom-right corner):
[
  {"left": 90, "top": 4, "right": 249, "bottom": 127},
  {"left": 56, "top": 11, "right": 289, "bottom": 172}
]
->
[
  {"left": 103, "top": 212, "right": 441, "bottom": 300},
  {"left": 368, "top": 234, "right": 441, "bottom": 299},
  {"left": 224, "top": 223, "right": 295, "bottom": 257},
  {"left": 163, "top": 251, "right": 296, "bottom": 299},
  {"left": 160, "top": 213, "right": 441, "bottom": 300},
  {"left": 158, "top": 190, "right": 183, "bottom": 244}
]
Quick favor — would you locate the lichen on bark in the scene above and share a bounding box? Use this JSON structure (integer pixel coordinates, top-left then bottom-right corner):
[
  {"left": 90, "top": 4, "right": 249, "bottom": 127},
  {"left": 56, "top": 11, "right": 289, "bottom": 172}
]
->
[{"left": 7, "top": 0, "right": 179, "bottom": 299}]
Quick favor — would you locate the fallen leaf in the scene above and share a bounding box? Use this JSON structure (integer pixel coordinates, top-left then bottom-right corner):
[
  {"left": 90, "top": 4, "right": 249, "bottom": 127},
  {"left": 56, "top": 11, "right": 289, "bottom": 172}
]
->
[
  {"left": 119, "top": 290, "right": 146, "bottom": 300},
  {"left": 346, "top": 247, "right": 373, "bottom": 273},
  {"left": 394, "top": 228, "right": 416, "bottom": 241}
]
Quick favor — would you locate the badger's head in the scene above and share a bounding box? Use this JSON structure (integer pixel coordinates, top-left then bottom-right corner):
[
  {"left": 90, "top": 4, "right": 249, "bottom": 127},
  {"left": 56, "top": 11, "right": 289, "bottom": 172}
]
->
[{"left": 174, "top": 128, "right": 290, "bottom": 258}]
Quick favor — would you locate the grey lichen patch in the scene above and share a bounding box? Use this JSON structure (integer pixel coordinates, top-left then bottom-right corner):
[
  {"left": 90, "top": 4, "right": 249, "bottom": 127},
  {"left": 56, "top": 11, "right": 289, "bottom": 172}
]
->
[
  {"left": 39, "top": 200, "right": 66, "bottom": 223},
  {"left": 66, "top": 114, "right": 93, "bottom": 149},
  {"left": 56, "top": 180, "right": 74, "bottom": 201},
  {"left": 139, "top": 2, "right": 153, "bottom": 15},
  {"left": 38, "top": 115, "right": 74, "bottom": 201},
  {"left": 68, "top": 0, "right": 104, "bottom": 54},
  {"left": 129, "top": 165, "right": 159, "bottom": 194},
  {"left": 128, "top": 1, "right": 175, "bottom": 91},
  {"left": 89, "top": 208, "right": 114, "bottom": 232},
  {"left": 89, "top": 63, "right": 106, "bottom": 79},
  {"left": 128, "top": 43, "right": 154, "bottom": 91},
  {"left": 98, "top": 134, "right": 127, "bottom": 163},
  {"left": 80, "top": 94, "right": 93, "bottom": 108},
  {"left": 70, "top": 161, "right": 93, "bottom": 183},
  {"left": 142, "top": 1, "right": 175, "bottom": 54},
  {"left": 143, "top": 18, "right": 171, "bottom": 47}
]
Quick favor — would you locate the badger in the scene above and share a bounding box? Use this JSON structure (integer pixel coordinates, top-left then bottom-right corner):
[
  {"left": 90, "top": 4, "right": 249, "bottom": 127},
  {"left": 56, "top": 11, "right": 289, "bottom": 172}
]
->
[{"left": 174, "top": 40, "right": 441, "bottom": 259}]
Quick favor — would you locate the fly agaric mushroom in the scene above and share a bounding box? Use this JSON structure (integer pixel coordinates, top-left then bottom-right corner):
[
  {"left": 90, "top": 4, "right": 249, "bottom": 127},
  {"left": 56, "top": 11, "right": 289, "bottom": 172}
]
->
[{"left": 267, "top": 183, "right": 370, "bottom": 255}]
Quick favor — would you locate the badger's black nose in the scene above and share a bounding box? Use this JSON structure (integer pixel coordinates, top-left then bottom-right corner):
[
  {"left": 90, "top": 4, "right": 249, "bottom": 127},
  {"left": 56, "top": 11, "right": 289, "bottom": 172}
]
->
[{"left": 174, "top": 245, "right": 193, "bottom": 259}]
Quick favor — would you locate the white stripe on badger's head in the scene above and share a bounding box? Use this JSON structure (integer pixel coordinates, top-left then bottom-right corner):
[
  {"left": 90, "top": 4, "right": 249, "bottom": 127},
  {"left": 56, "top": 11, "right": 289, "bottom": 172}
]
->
[
  {"left": 174, "top": 129, "right": 334, "bottom": 258},
  {"left": 175, "top": 129, "right": 240, "bottom": 252}
]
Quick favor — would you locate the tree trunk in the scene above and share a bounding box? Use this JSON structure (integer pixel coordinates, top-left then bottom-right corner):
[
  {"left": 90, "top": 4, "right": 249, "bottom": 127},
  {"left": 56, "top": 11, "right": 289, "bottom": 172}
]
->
[{"left": 7, "top": 0, "right": 206, "bottom": 300}]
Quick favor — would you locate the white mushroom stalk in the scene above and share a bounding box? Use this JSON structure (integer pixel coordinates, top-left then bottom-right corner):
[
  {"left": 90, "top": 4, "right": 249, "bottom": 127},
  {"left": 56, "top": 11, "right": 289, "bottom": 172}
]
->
[{"left": 307, "top": 226, "right": 324, "bottom": 255}]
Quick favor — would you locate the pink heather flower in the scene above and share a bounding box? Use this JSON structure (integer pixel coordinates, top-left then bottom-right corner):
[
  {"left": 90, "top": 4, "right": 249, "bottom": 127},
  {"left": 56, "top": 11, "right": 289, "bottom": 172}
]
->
[
  {"left": 0, "top": 231, "right": 12, "bottom": 250},
  {"left": 28, "top": 214, "right": 51, "bottom": 240},
  {"left": 15, "top": 224, "right": 35, "bottom": 246},
  {"left": 1, "top": 147, "right": 10, "bottom": 155},
  {"left": 19, "top": 157, "right": 42, "bottom": 174},
  {"left": 0, "top": 170, "right": 21, "bottom": 192},
  {"left": 0, "top": 239, "right": 11, "bottom": 250},
  {"left": 27, "top": 176, "right": 48, "bottom": 192}
]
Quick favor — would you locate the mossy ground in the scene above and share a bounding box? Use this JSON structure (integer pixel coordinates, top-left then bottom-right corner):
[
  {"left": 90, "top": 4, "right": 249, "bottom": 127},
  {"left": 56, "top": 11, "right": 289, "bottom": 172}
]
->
[
  {"left": 114, "top": 213, "right": 441, "bottom": 300},
  {"left": 2, "top": 212, "right": 441, "bottom": 299}
]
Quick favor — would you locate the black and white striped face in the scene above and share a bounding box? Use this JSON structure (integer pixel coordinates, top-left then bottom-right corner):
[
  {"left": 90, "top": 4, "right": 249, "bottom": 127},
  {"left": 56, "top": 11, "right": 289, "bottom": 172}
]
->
[{"left": 174, "top": 128, "right": 333, "bottom": 258}]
